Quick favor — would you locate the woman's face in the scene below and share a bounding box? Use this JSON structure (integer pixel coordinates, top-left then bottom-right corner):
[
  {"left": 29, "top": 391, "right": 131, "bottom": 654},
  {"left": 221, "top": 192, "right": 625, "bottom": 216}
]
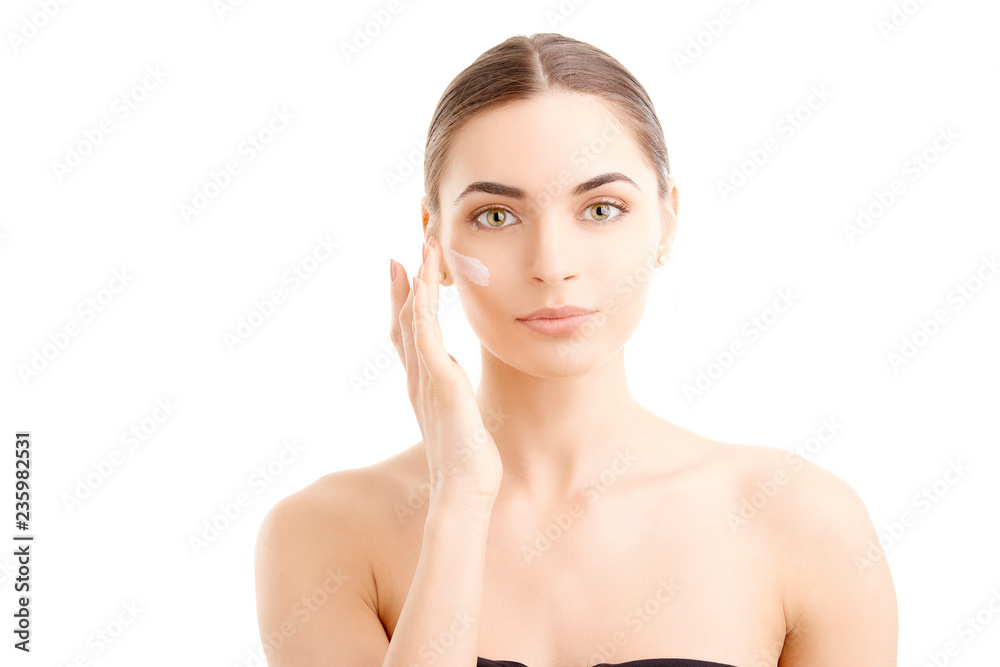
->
[{"left": 429, "top": 91, "right": 677, "bottom": 378}]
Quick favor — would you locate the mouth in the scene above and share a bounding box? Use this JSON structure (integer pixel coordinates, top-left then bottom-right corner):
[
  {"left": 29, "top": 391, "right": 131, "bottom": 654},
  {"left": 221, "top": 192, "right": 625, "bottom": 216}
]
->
[
  {"left": 518, "top": 305, "right": 596, "bottom": 320},
  {"left": 516, "top": 306, "right": 597, "bottom": 335}
]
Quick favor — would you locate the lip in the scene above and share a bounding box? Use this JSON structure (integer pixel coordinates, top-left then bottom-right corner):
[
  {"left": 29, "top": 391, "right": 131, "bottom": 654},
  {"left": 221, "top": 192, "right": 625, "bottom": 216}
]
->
[
  {"left": 518, "top": 306, "right": 596, "bottom": 320},
  {"left": 517, "top": 306, "right": 597, "bottom": 336}
]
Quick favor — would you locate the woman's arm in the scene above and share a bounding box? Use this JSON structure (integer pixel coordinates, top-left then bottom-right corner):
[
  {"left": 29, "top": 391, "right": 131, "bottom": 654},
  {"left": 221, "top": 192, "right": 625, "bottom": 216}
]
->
[
  {"left": 254, "top": 474, "right": 390, "bottom": 666},
  {"left": 254, "top": 473, "right": 495, "bottom": 667},
  {"left": 382, "top": 495, "right": 495, "bottom": 667},
  {"left": 774, "top": 460, "right": 899, "bottom": 665}
]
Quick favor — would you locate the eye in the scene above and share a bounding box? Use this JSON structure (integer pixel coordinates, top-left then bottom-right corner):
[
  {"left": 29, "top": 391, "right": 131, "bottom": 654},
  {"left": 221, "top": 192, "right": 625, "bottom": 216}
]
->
[
  {"left": 467, "top": 198, "right": 630, "bottom": 231},
  {"left": 470, "top": 206, "right": 519, "bottom": 231},
  {"left": 582, "top": 199, "right": 628, "bottom": 222}
]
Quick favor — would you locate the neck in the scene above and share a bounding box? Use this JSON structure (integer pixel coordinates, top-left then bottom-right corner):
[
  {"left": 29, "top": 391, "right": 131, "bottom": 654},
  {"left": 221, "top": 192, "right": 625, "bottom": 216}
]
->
[{"left": 474, "top": 345, "right": 647, "bottom": 506}]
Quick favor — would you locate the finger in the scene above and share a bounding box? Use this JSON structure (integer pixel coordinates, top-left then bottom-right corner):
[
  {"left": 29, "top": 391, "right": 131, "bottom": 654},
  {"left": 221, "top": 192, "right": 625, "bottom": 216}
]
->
[
  {"left": 389, "top": 259, "right": 407, "bottom": 364},
  {"left": 424, "top": 237, "right": 441, "bottom": 322},
  {"left": 391, "top": 260, "right": 415, "bottom": 363},
  {"left": 411, "top": 274, "right": 457, "bottom": 387},
  {"left": 395, "top": 263, "right": 422, "bottom": 404},
  {"left": 419, "top": 240, "right": 454, "bottom": 367},
  {"left": 417, "top": 238, "right": 446, "bottom": 349}
]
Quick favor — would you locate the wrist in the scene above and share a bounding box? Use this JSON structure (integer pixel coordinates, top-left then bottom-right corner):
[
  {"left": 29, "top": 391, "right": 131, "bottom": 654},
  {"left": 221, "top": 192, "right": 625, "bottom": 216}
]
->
[
  {"left": 423, "top": 496, "right": 494, "bottom": 549},
  {"left": 426, "top": 489, "right": 496, "bottom": 525}
]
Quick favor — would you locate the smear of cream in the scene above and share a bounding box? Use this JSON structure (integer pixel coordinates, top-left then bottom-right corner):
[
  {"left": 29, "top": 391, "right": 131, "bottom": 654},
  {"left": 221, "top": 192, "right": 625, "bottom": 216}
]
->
[{"left": 443, "top": 244, "right": 490, "bottom": 286}]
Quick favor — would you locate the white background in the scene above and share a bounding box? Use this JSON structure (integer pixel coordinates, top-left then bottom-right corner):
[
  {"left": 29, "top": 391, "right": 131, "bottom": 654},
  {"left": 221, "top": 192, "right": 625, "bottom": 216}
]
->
[{"left": 1, "top": 0, "right": 998, "bottom": 665}]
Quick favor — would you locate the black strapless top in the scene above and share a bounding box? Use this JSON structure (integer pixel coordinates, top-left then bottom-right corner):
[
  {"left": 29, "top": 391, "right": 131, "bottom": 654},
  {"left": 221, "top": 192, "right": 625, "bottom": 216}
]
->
[{"left": 478, "top": 659, "right": 737, "bottom": 667}]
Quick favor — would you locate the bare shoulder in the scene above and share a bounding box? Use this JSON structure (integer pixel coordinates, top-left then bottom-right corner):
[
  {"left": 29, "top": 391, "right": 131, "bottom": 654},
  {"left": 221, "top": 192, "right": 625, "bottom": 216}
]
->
[
  {"left": 710, "top": 440, "right": 888, "bottom": 581},
  {"left": 257, "top": 442, "right": 425, "bottom": 560},
  {"left": 720, "top": 442, "right": 884, "bottom": 562},
  {"left": 253, "top": 444, "right": 426, "bottom": 666},
  {"left": 709, "top": 441, "right": 898, "bottom": 664},
  {"left": 276, "top": 445, "right": 422, "bottom": 516}
]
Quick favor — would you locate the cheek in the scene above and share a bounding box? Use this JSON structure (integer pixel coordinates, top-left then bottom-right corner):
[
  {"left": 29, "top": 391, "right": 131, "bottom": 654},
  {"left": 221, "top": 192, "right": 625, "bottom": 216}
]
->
[
  {"left": 455, "top": 288, "right": 513, "bottom": 359},
  {"left": 452, "top": 274, "right": 506, "bottom": 330},
  {"left": 590, "top": 258, "right": 655, "bottom": 335},
  {"left": 596, "top": 245, "right": 657, "bottom": 300},
  {"left": 444, "top": 244, "right": 490, "bottom": 287}
]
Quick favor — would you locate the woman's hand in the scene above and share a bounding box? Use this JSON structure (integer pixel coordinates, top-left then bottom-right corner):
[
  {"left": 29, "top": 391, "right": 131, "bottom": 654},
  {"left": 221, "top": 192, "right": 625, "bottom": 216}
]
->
[{"left": 389, "top": 236, "right": 503, "bottom": 508}]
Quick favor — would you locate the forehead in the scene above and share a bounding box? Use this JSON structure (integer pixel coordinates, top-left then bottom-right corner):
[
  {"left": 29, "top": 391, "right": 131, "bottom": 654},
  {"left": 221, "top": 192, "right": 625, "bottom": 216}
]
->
[{"left": 441, "top": 91, "right": 652, "bottom": 205}]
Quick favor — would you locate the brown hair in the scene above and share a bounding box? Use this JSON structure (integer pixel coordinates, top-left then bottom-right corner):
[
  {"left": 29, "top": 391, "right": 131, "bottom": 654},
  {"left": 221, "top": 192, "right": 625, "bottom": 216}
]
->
[{"left": 422, "top": 32, "right": 671, "bottom": 239}]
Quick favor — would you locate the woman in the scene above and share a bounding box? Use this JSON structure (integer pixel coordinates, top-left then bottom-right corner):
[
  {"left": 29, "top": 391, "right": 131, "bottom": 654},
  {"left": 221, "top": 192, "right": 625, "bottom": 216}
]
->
[{"left": 254, "top": 33, "right": 898, "bottom": 667}]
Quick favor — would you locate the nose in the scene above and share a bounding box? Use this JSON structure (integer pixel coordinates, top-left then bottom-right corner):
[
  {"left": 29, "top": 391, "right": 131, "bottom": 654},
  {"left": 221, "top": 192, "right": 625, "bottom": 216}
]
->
[{"left": 525, "top": 212, "right": 579, "bottom": 285}]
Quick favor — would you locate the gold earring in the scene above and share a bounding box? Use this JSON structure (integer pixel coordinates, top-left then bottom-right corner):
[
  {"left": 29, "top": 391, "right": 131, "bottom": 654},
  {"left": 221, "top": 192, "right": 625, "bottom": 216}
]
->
[{"left": 439, "top": 270, "right": 447, "bottom": 282}]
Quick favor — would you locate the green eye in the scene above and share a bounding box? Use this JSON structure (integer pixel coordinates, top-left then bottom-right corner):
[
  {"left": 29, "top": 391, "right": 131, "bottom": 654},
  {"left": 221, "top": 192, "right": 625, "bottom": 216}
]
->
[
  {"left": 485, "top": 209, "right": 507, "bottom": 226},
  {"left": 585, "top": 201, "right": 627, "bottom": 222},
  {"left": 589, "top": 203, "right": 614, "bottom": 220},
  {"left": 468, "top": 198, "right": 628, "bottom": 231},
  {"left": 473, "top": 207, "right": 514, "bottom": 229}
]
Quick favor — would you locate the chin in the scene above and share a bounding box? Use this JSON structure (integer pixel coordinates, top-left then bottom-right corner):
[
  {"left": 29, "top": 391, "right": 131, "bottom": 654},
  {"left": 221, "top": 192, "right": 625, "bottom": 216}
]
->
[{"left": 476, "top": 315, "right": 634, "bottom": 379}]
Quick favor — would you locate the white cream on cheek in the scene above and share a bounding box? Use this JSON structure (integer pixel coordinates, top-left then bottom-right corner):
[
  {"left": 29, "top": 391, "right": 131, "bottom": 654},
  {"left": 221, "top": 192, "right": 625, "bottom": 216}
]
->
[{"left": 443, "top": 244, "right": 490, "bottom": 286}]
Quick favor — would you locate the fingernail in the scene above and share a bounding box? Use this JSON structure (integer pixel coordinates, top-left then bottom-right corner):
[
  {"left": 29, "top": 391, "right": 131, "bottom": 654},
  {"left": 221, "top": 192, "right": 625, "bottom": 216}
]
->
[
  {"left": 389, "top": 259, "right": 396, "bottom": 282},
  {"left": 422, "top": 242, "right": 428, "bottom": 262},
  {"left": 412, "top": 276, "right": 418, "bottom": 294}
]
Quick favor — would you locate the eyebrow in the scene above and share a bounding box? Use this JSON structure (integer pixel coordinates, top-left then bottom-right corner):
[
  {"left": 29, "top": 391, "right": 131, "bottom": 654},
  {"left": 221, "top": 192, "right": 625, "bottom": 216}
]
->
[{"left": 452, "top": 171, "right": 639, "bottom": 206}]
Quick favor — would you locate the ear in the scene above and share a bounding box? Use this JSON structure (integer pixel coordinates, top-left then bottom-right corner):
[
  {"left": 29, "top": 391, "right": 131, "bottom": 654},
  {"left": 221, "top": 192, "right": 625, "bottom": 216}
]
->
[
  {"left": 658, "top": 177, "right": 679, "bottom": 260},
  {"left": 421, "top": 194, "right": 431, "bottom": 232},
  {"left": 421, "top": 195, "right": 452, "bottom": 287}
]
